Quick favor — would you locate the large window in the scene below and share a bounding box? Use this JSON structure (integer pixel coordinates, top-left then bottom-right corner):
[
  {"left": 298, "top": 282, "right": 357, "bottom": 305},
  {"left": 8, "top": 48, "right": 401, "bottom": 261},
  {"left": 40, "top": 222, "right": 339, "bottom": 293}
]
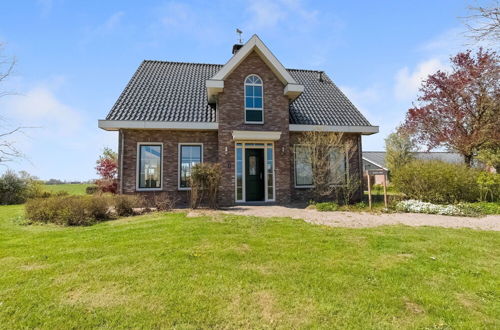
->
[
  {"left": 244, "top": 74, "right": 263, "bottom": 123},
  {"left": 179, "top": 144, "right": 202, "bottom": 189},
  {"left": 294, "top": 145, "right": 347, "bottom": 187},
  {"left": 138, "top": 144, "right": 162, "bottom": 189},
  {"left": 294, "top": 145, "right": 313, "bottom": 187}
]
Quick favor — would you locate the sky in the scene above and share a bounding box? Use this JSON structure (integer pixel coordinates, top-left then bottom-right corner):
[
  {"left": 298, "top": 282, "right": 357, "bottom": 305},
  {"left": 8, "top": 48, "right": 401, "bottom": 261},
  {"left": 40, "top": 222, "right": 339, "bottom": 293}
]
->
[{"left": 0, "top": 0, "right": 494, "bottom": 181}]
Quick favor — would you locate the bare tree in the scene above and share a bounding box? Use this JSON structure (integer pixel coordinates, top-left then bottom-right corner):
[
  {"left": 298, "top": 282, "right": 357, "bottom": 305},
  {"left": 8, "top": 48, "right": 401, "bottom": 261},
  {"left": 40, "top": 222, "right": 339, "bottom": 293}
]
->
[
  {"left": 0, "top": 43, "right": 24, "bottom": 164},
  {"left": 463, "top": 1, "right": 500, "bottom": 42},
  {"left": 296, "top": 131, "right": 361, "bottom": 204}
]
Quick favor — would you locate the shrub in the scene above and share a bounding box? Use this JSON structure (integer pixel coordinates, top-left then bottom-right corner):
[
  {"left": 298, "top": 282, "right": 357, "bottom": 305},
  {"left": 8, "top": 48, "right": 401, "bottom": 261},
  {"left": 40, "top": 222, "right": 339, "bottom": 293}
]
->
[
  {"left": 395, "top": 199, "right": 477, "bottom": 217},
  {"left": 0, "top": 170, "right": 28, "bottom": 204},
  {"left": 113, "top": 194, "right": 143, "bottom": 216},
  {"left": 151, "top": 192, "right": 177, "bottom": 211},
  {"left": 86, "top": 185, "right": 99, "bottom": 194},
  {"left": 461, "top": 202, "right": 500, "bottom": 215},
  {"left": 315, "top": 202, "right": 339, "bottom": 212},
  {"left": 190, "top": 163, "right": 221, "bottom": 209},
  {"left": 392, "top": 160, "right": 480, "bottom": 204},
  {"left": 25, "top": 195, "right": 113, "bottom": 226},
  {"left": 477, "top": 172, "right": 499, "bottom": 202}
]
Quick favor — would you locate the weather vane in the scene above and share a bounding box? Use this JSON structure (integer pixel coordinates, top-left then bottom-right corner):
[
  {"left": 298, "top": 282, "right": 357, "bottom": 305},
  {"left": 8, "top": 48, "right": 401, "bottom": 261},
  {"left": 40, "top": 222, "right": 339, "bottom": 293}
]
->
[{"left": 236, "top": 28, "right": 243, "bottom": 44}]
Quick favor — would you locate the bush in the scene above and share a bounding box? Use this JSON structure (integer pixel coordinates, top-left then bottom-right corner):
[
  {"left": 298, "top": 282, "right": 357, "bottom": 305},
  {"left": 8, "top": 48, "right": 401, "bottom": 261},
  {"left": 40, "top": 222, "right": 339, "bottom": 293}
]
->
[
  {"left": 395, "top": 199, "right": 477, "bottom": 217},
  {"left": 477, "top": 172, "right": 499, "bottom": 202},
  {"left": 0, "top": 170, "right": 28, "bottom": 204},
  {"left": 315, "top": 202, "right": 339, "bottom": 212},
  {"left": 151, "top": 192, "right": 177, "bottom": 211},
  {"left": 25, "top": 195, "right": 113, "bottom": 226},
  {"left": 392, "top": 160, "right": 480, "bottom": 204},
  {"left": 461, "top": 202, "right": 500, "bottom": 215},
  {"left": 86, "top": 185, "right": 99, "bottom": 194},
  {"left": 190, "top": 163, "right": 221, "bottom": 209},
  {"left": 113, "top": 194, "right": 143, "bottom": 216}
]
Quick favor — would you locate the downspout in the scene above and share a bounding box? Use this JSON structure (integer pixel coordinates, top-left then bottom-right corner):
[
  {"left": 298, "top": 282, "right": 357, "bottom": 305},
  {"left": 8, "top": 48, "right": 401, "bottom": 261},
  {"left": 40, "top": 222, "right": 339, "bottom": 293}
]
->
[{"left": 358, "top": 135, "right": 363, "bottom": 201}]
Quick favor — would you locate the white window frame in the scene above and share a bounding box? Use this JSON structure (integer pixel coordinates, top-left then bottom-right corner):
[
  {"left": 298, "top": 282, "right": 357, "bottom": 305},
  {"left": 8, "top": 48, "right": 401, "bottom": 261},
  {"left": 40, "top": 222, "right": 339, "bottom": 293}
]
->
[
  {"left": 136, "top": 142, "right": 164, "bottom": 191},
  {"left": 178, "top": 143, "right": 204, "bottom": 191},
  {"left": 244, "top": 74, "right": 264, "bottom": 124},
  {"left": 293, "top": 144, "right": 350, "bottom": 189},
  {"left": 293, "top": 144, "right": 314, "bottom": 189},
  {"left": 234, "top": 142, "right": 275, "bottom": 203}
]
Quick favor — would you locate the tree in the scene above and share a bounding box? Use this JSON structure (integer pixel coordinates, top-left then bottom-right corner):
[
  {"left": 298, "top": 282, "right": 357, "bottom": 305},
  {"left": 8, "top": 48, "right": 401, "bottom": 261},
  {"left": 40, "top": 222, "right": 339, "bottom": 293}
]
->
[
  {"left": 464, "top": 1, "right": 500, "bottom": 42},
  {"left": 0, "top": 43, "right": 25, "bottom": 164},
  {"left": 401, "top": 49, "right": 500, "bottom": 166},
  {"left": 477, "top": 146, "right": 500, "bottom": 172},
  {"left": 95, "top": 147, "right": 118, "bottom": 193},
  {"left": 296, "top": 131, "right": 361, "bottom": 204},
  {"left": 385, "top": 131, "right": 416, "bottom": 173}
]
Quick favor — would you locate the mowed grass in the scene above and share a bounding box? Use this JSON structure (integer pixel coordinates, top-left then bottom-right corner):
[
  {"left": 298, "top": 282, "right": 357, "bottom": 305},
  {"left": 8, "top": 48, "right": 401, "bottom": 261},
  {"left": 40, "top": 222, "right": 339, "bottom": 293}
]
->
[
  {"left": 0, "top": 205, "right": 499, "bottom": 328},
  {"left": 42, "top": 183, "right": 91, "bottom": 195}
]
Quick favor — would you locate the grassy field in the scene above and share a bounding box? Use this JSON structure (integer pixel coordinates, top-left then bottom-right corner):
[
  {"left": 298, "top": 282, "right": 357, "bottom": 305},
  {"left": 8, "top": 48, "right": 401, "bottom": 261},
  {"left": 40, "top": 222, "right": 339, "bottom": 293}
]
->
[
  {"left": 42, "top": 183, "right": 91, "bottom": 195},
  {"left": 0, "top": 205, "right": 499, "bottom": 328}
]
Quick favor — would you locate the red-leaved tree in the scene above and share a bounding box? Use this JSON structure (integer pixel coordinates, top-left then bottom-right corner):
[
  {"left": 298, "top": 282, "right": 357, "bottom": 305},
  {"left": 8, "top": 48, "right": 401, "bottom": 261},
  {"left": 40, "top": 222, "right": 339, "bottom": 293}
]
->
[
  {"left": 95, "top": 147, "right": 118, "bottom": 193},
  {"left": 401, "top": 48, "right": 500, "bottom": 166}
]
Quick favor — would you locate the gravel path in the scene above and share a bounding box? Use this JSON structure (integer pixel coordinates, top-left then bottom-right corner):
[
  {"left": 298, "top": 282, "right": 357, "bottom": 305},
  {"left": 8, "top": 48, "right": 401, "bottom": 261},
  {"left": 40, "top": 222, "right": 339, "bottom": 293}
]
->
[{"left": 211, "top": 205, "right": 500, "bottom": 231}]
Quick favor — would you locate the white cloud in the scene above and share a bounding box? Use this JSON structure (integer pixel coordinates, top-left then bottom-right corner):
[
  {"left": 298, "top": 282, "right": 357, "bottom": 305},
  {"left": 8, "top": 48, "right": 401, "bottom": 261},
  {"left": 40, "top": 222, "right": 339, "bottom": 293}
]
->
[
  {"left": 3, "top": 85, "right": 82, "bottom": 136},
  {"left": 244, "top": 0, "right": 318, "bottom": 31},
  {"left": 394, "top": 58, "right": 445, "bottom": 100}
]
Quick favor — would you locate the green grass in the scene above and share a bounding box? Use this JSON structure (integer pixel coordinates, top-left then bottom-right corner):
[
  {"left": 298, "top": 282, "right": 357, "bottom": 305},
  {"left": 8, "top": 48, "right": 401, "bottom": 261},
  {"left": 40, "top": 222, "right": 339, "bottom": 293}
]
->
[
  {"left": 0, "top": 205, "right": 499, "bottom": 328},
  {"left": 42, "top": 183, "right": 91, "bottom": 195}
]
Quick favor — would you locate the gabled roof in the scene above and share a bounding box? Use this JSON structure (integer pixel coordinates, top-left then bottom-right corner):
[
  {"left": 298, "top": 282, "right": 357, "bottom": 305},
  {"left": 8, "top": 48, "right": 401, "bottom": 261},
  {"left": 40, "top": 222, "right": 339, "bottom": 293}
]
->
[
  {"left": 103, "top": 60, "right": 374, "bottom": 129},
  {"left": 206, "top": 35, "right": 304, "bottom": 102},
  {"left": 363, "top": 151, "right": 465, "bottom": 170}
]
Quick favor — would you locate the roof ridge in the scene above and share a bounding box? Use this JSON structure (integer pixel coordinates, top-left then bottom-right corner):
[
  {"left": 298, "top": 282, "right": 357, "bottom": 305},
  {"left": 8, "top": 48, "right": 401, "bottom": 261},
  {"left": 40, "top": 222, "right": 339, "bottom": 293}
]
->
[{"left": 143, "top": 60, "right": 223, "bottom": 66}]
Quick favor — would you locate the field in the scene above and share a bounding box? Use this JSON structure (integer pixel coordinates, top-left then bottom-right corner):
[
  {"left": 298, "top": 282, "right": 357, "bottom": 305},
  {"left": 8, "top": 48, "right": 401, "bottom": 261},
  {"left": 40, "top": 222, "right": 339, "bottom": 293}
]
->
[
  {"left": 42, "top": 183, "right": 91, "bottom": 195},
  {"left": 0, "top": 205, "right": 498, "bottom": 328}
]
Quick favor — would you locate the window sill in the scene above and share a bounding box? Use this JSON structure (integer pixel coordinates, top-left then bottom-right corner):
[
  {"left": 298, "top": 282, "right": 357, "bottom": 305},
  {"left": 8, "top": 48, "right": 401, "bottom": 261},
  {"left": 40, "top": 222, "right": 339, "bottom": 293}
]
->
[
  {"left": 244, "top": 121, "right": 264, "bottom": 125},
  {"left": 136, "top": 188, "right": 163, "bottom": 192},
  {"left": 178, "top": 187, "right": 191, "bottom": 191},
  {"left": 294, "top": 185, "right": 315, "bottom": 189}
]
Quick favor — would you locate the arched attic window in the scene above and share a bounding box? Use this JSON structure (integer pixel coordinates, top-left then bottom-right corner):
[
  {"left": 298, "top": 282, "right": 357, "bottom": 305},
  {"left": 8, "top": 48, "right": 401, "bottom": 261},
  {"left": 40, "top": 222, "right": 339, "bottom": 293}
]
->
[{"left": 244, "top": 74, "right": 263, "bottom": 123}]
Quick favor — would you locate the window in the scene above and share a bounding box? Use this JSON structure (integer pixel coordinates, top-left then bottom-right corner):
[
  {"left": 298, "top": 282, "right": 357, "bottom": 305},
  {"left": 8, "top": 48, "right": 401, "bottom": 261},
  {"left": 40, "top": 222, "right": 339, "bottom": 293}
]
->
[
  {"left": 294, "top": 145, "right": 348, "bottom": 188},
  {"left": 244, "top": 75, "right": 263, "bottom": 123},
  {"left": 138, "top": 144, "right": 162, "bottom": 189},
  {"left": 179, "top": 144, "right": 202, "bottom": 189},
  {"left": 294, "top": 145, "right": 313, "bottom": 187}
]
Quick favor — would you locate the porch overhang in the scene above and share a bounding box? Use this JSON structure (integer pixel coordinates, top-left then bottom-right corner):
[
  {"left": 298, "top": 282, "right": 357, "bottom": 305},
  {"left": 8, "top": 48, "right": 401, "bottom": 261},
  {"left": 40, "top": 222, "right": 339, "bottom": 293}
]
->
[{"left": 232, "top": 130, "right": 282, "bottom": 141}]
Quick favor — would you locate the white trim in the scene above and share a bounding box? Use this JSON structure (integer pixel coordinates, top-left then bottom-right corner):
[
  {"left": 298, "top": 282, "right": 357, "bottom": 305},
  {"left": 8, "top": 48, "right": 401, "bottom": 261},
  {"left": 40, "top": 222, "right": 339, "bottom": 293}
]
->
[
  {"left": 99, "top": 120, "right": 218, "bottom": 131},
  {"left": 178, "top": 143, "right": 204, "bottom": 191},
  {"left": 232, "top": 130, "right": 281, "bottom": 141},
  {"left": 234, "top": 142, "right": 275, "bottom": 203},
  {"left": 136, "top": 142, "right": 164, "bottom": 191},
  {"left": 289, "top": 124, "right": 379, "bottom": 135},
  {"left": 206, "top": 35, "right": 304, "bottom": 101},
  {"left": 362, "top": 157, "right": 388, "bottom": 171},
  {"left": 119, "top": 130, "right": 124, "bottom": 194},
  {"left": 244, "top": 74, "right": 264, "bottom": 124},
  {"left": 284, "top": 83, "right": 305, "bottom": 99}
]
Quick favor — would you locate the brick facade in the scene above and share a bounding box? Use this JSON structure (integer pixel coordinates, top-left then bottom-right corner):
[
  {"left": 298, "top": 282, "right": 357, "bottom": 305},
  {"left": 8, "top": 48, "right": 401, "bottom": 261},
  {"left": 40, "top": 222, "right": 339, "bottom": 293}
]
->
[{"left": 118, "top": 51, "right": 364, "bottom": 206}]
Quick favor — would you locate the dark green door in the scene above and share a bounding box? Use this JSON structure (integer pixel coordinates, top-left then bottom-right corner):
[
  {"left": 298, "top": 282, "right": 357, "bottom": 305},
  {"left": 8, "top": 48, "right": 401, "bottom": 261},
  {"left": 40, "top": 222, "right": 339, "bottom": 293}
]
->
[{"left": 245, "top": 149, "right": 265, "bottom": 201}]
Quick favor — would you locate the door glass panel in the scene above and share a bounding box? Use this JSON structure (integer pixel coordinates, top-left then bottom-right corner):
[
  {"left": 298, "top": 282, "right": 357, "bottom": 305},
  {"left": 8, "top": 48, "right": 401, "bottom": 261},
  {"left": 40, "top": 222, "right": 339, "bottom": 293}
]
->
[
  {"left": 249, "top": 156, "right": 257, "bottom": 175},
  {"left": 236, "top": 146, "right": 243, "bottom": 201},
  {"left": 267, "top": 147, "right": 274, "bottom": 200}
]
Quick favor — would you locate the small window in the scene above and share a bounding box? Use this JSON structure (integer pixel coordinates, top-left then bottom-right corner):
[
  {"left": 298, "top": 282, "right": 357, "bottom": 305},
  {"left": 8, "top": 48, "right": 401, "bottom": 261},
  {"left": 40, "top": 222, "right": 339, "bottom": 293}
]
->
[
  {"left": 179, "top": 144, "right": 202, "bottom": 189},
  {"left": 138, "top": 144, "right": 162, "bottom": 189},
  {"left": 244, "top": 75, "right": 263, "bottom": 123},
  {"left": 294, "top": 145, "right": 313, "bottom": 187}
]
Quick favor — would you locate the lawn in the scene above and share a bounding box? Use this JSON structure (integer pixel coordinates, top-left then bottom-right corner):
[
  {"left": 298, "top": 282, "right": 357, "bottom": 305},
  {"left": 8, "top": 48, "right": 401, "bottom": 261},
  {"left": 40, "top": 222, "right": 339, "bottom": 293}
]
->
[
  {"left": 0, "top": 205, "right": 499, "bottom": 328},
  {"left": 42, "top": 183, "right": 91, "bottom": 195}
]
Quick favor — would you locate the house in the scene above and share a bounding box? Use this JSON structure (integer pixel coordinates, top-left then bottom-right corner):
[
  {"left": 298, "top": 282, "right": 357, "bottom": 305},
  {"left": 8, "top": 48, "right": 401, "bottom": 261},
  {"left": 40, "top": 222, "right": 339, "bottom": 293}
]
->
[
  {"left": 362, "top": 151, "right": 465, "bottom": 185},
  {"left": 98, "top": 35, "right": 378, "bottom": 205}
]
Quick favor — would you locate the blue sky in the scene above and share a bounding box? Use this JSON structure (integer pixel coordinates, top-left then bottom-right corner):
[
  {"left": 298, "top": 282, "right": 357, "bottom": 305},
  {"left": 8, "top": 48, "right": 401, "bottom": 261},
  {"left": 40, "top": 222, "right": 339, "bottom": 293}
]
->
[{"left": 0, "top": 0, "right": 492, "bottom": 180}]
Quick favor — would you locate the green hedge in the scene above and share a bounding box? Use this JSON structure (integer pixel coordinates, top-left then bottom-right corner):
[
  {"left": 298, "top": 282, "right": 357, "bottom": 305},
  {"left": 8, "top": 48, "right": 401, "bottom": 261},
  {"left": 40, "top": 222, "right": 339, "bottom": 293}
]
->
[{"left": 392, "top": 160, "right": 481, "bottom": 204}]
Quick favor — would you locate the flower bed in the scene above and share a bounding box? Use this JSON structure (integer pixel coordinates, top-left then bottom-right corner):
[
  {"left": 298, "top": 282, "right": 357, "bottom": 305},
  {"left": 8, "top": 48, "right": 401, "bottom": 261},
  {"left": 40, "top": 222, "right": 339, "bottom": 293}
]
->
[{"left": 395, "top": 199, "right": 479, "bottom": 217}]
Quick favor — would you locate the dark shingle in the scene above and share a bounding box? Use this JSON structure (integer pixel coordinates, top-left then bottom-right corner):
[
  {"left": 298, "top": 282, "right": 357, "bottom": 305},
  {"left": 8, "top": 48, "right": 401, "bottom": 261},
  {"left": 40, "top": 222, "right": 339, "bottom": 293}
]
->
[{"left": 105, "top": 60, "right": 373, "bottom": 127}]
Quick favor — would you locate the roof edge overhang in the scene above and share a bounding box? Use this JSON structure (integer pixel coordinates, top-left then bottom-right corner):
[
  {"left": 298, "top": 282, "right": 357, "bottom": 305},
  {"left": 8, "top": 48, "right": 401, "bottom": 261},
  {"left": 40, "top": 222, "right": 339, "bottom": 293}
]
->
[
  {"left": 206, "top": 34, "right": 304, "bottom": 103},
  {"left": 98, "top": 120, "right": 218, "bottom": 131},
  {"left": 232, "top": 130, "right": 281, "bottom": 141},
  {"left": 362, "top": 157, "right": 388, "bottom": 171},
  {"left": 289, "top": 124, "right": 379, "bottom": 135}
]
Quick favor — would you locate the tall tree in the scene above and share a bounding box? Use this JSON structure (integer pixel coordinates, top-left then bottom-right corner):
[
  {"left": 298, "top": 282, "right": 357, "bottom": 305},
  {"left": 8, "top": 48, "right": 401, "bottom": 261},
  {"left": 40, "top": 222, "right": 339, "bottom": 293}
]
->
[
  {"left": 0, "top": 43, "right": 24, "bottom": 164},
  {"left": 401, "top": 49, "right": 500, "bottom": 166},
  {"left": 464, "top": 1, "right": 500, "bottom": 42},
  {"left": 385, "top": 131, "right": 415, "bottom": 173}
]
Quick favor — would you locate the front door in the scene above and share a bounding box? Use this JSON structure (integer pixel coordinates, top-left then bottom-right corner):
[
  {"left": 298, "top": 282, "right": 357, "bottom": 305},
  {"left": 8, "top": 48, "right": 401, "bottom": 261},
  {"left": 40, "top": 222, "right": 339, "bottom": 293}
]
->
[{"left": 245, "top": 148, "right": 264, "bottom": 201}]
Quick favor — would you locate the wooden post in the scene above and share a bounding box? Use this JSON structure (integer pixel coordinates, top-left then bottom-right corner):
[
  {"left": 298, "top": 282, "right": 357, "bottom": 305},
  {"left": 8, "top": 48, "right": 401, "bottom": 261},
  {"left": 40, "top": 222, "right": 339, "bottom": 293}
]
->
[
  {"left": 383, "top": 171, "right": 388, "bottom": 208},
  {"left": 367, "top": 171, "right": 372, "bottom": 210}
]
